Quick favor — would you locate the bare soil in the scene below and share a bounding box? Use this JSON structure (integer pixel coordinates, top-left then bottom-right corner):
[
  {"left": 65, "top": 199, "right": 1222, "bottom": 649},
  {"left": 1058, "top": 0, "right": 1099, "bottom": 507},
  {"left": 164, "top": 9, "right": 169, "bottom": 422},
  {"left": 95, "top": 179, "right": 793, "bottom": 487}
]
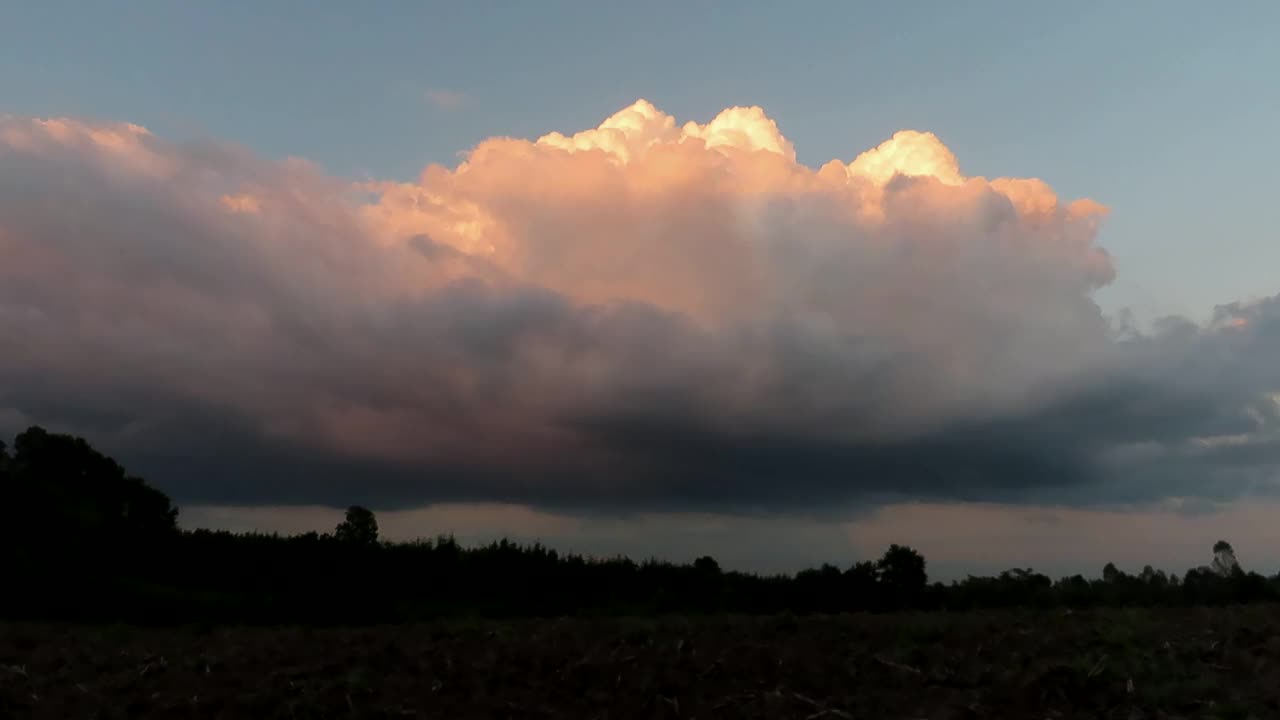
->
[{"left": 4, "top": 607, "right": 1280, "bottom": 719}]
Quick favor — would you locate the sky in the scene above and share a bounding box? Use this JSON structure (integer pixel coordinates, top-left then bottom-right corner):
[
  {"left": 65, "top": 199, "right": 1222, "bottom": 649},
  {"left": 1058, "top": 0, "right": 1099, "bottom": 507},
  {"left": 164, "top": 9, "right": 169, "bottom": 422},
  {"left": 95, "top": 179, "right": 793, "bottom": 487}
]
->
[{"left": 3, "top": 2, "right": 1280, "bottom": 579}]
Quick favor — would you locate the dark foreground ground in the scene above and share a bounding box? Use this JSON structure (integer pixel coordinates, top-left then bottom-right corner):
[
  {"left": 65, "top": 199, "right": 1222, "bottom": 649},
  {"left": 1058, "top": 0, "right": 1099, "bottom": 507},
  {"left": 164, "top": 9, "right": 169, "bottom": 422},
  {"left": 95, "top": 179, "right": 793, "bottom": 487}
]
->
[{"left": 3, "top": 607, "right": 1280, "bottom": 719}]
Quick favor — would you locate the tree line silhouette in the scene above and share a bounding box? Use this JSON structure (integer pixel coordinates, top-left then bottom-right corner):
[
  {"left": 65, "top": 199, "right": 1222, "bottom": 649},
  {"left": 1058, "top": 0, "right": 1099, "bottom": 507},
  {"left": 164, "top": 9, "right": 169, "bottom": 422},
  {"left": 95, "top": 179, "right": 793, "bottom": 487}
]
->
[{"left": 4, "top": 426, "right": 1280, "bottom": 624}]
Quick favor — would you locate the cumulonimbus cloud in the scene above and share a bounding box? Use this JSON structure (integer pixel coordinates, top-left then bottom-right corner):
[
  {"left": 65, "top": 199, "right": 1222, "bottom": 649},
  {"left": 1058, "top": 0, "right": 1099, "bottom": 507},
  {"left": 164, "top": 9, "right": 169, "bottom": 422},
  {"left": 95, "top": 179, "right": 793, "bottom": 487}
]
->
[{"left": 0, "top": 102, "right": 1277, "bottom": 512}]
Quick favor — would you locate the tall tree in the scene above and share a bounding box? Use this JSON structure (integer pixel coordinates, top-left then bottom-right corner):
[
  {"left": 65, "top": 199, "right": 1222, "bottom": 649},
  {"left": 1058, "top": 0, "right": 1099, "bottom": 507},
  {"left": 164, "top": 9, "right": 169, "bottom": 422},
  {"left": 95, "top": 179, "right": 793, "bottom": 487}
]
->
[
  {"left": 1211, "top": 540, "right": 1240, "bottom": 577},
  {"left": 335, "top": 505, "right": 379, "bottom": 546},
  {"left": 877, "top": 544, "right": 927, "bottom": 606},
  {"left": 6, "top": 426, "right": 177, "bottom": 550},
  {"left": 1102, "top": 562, "right": 1123, "bottom": 583}
]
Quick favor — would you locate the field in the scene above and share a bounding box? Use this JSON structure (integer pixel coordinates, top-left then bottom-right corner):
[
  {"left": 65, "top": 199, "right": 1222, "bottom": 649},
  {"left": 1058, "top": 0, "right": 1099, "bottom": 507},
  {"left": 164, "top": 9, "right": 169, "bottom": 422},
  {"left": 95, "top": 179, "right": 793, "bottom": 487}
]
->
[{"left": 4, "top": 607, "right": 1280, "bottom": 719}]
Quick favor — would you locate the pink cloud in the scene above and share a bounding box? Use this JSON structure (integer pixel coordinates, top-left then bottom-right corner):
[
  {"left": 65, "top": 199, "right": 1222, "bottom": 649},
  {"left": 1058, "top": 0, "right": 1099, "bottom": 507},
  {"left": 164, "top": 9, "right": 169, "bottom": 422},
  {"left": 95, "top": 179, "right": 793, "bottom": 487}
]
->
[
  {"left": 425, "top": 89, "right": 467, "bottom": 111},
  {"left": 0, "top": 104, "right": 1277, "bottom": 513}
]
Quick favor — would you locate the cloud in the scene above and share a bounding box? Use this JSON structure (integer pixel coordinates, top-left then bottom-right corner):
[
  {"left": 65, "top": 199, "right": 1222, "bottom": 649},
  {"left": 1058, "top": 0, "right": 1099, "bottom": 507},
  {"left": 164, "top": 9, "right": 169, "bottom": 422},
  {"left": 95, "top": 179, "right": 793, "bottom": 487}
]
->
[
  {"left": 424, "top": 89, "right": 468, "bottom": 111},
  {"left": 1, "top": 102, "right": 1278, "bottom": 514}
]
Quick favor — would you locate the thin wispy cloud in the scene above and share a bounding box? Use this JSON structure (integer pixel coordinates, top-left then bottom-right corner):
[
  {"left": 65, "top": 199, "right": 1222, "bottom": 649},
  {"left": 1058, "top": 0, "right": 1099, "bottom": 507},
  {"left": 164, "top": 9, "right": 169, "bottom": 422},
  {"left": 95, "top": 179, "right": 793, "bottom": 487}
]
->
[{"left": 424, "top": 89, "right": 468, "bottom": 111}]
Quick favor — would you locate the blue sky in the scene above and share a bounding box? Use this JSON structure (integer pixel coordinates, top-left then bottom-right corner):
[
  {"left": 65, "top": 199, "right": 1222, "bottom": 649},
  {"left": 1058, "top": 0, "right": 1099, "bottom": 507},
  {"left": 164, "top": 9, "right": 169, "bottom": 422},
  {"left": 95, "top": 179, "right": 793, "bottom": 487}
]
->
[{"left": 4, "top": 1, "right": 1278, "bottom": 322}]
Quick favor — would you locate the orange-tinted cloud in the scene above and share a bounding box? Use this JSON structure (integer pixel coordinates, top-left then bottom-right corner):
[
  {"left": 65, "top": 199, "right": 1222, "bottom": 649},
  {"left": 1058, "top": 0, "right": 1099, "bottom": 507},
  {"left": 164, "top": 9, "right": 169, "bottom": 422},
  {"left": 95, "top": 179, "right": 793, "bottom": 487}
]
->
[
  {"left": 425, "top": 89, "right": 468, "bottom": 111},
  {"left": 1, "top": 104, "right": 1277, "bottom": 514},
  {"left": 363, "top": 100, "right": 1116, "bottom": 435},
  {"left": 367, "top": 100, "right": 1113, "bottom": 322}
]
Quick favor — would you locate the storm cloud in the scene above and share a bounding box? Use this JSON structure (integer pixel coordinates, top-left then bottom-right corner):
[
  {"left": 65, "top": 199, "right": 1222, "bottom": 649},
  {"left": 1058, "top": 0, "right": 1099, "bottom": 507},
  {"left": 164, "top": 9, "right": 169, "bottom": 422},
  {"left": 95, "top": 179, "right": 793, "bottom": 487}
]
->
[{"left": 1, "top": 103, "right": 1277, "bottom": 513}]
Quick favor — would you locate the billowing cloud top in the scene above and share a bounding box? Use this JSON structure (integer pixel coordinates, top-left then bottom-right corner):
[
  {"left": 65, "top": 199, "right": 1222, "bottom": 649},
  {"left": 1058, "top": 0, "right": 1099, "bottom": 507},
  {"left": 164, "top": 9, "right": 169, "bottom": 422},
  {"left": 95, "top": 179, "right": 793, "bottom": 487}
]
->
[{"left": 1, "top": 102, "right": 1277, "bottom": 512}]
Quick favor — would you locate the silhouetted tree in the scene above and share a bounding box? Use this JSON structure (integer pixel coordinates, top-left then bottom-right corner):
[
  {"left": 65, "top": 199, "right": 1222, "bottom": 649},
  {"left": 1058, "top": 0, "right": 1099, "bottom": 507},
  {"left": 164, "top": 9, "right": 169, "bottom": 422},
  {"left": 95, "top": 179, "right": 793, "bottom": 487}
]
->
[
  {"left": 0, "top": 438, "right": 10, "bottom": 498},
  {"left": 794, "top": 563, "right": 845, "bottom": 612},
  {"left": 4, "top": 426, "right": 177, "bottom": 552},
  {"left": 1, "top": 426, "right": 181, "bottom": 620},
  {"left": 0, "top": 439, "right": 11, "bottom": 549},
  {"left": 1212, "top": 540, "right": 1241, "bottom": 577},
  {"left": 1102, "top": 562, "right": 1123, "bottom": 583},
  {"left": 694, "top": 555, "right": 721, "bottom": 575},
  {"left": 335, "top": 505, "right": 379, "bottom": 546},
  {"left": 843, "top": 560, "right": 879, "bottom": 607},
  {"left": 7, "top": 425, "right": 1280, "bottom": 624},
  {"left": 877, "top": 544, "right": 927, "bottom": 607}
]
